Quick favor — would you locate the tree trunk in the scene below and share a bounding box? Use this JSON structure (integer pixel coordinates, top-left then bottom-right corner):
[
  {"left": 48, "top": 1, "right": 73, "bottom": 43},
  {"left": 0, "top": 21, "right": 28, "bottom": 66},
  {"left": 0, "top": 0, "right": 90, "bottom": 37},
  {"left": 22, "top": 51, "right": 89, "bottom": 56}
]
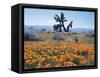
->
[
  {"left": 62, "top": 24, "right": 67, "bottom": 32},
  {"left": 59, "top": 26, "right": 62, "bottom": 32}
]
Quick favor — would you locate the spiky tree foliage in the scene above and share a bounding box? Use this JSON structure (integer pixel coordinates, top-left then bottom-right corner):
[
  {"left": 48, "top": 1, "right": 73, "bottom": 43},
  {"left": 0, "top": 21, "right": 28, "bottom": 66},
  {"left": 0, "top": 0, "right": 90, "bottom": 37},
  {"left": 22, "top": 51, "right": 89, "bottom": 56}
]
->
[
  {"left": 60, "top": 12, "right": 67, "bottom": 24},
  {"left": 54, "top": 12, "right": 67, "bottom": 32},
  {"left": 54, "top": 12, "right": 73, "bottom": 32},
  {"left": 54, "top": 14, "right": 61, "bottom": 24}
]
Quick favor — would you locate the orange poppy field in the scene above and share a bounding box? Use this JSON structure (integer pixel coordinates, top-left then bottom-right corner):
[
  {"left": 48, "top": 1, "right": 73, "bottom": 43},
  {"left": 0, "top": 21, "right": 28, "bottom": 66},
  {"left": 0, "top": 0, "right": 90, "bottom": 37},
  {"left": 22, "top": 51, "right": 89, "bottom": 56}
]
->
[{"left": 24, "top": 41, "right": 94, "bottom": 69}]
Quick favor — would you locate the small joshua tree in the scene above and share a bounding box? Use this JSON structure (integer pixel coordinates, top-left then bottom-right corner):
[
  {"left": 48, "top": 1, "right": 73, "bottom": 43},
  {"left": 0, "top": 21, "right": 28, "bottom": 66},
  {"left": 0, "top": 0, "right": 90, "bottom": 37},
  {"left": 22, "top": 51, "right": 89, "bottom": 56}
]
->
[
  {"left": 54, "top": 12, "right": 67, "bottom": 32},
  {"left": 53, "top": 12, "right": 73, "bottom": 41}
]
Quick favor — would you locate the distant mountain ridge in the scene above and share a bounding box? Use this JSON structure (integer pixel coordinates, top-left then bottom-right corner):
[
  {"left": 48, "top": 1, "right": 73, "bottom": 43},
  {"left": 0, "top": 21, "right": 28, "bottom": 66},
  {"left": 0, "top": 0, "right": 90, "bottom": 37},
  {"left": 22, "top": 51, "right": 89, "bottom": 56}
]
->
[{"left": 24, "top": 25, "right": 94, "bottom": 33}]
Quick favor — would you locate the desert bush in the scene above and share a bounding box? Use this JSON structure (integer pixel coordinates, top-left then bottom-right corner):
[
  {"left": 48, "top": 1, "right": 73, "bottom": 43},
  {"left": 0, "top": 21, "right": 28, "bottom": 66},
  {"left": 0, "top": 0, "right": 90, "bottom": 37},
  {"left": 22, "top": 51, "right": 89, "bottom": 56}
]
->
[
  {"left": 74, "top": 37, "right": 78, "bottom": 42},
  {"left": 24, "top": 30, "right": 41, "bottom": 41},
  {"left": 65, "top": 38, "right": 74, "bottom": 42},
  {"left": 53, "top": 32, "right": 64, "bottom": 40},
  {"left": 72, "top": 32, "right": 77, "bottom": 35},
  {"left": 86, "top": 33, "right": 94, "bottom": 38}
]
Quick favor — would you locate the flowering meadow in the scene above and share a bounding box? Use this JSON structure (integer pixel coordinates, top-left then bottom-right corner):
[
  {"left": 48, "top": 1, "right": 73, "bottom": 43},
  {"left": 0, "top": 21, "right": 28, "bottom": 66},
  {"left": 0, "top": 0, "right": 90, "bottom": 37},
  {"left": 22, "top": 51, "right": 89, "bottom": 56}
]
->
[{"left": 24, "top": 41, "right": 94, "bottom": 69}]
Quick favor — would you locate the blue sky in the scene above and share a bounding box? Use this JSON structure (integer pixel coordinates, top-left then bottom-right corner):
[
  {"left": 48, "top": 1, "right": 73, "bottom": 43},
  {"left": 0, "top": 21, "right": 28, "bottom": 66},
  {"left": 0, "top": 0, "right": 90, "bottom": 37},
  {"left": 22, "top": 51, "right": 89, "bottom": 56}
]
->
[{"left": 24, "top": 8, "right": 95, "bottom": 29}]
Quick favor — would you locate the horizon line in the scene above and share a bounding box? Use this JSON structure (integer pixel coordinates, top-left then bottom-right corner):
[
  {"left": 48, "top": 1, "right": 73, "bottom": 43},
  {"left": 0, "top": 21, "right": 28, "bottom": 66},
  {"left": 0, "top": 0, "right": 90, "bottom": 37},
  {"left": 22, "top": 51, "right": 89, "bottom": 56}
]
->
[{"left": 24, "top": 25, "right": 94, "bottom": 29}]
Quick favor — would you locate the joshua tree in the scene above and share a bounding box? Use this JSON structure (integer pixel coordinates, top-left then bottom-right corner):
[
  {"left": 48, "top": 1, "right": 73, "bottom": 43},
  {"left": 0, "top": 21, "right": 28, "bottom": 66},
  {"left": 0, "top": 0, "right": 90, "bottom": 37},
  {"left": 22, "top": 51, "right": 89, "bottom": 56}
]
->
[
  {"left": 54, "top": 12, "right": 67, "bottom": 32},
  {"left": 53, "top": 12, "right": 73, "bottom": 32}
]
